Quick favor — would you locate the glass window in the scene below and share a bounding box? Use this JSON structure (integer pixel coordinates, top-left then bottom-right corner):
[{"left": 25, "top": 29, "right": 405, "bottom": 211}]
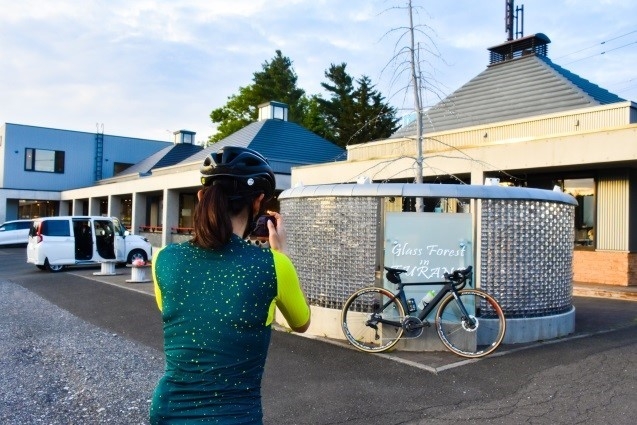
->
[
  {"left": 25, "top": 149, "right": 34, "bottom": 170},
  {"left": 24, "top": 148, "right": 65, "bottom": 173},
  {"left": 563, "top": 178, "right": 594, "bottom": 247},
  {"left": 42, "top": 220, "right": 71, "bottom": 237}
]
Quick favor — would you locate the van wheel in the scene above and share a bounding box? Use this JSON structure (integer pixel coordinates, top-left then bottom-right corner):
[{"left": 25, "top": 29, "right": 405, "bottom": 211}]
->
[
  {"left": 127, "top": 249, "right": 147, "bottom": 264},
  {"left": 44, "top": 259, "right": 65, "bottom": 273}
]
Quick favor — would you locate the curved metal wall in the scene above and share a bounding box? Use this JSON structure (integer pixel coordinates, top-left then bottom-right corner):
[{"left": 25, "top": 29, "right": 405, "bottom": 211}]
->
[
  {"left": 283, "top": 196, "right": 379, "bottom": 309},
  {"left": 280, "top": 184, "right": 576, "bottom": 319},
  {"left": 480, "top": 199, "right": 574, "bottom": 317}
]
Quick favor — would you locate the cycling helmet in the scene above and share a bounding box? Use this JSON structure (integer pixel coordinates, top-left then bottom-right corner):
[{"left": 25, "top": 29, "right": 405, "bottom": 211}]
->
[{"left": 200, "top": 146, "right": 276, "bottom": 200}]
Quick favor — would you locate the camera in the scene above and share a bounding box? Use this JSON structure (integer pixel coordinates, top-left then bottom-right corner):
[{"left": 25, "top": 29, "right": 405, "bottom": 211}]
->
[{"left": 251, "top": 214, "right": 276, "bottom": 239}]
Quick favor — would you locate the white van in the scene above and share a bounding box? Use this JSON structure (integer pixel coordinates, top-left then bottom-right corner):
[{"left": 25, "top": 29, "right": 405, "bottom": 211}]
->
[
  {"left": 26, "top": 216, "right": 152, "bottom": 272},
  {"left": 0, "top": 219, "right": 33, "bottom": 246}
]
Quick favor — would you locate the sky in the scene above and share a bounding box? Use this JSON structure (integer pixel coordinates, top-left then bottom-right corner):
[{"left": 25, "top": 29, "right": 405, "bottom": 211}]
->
[{"left": 1, "top": 0, "right": 636, "bottom": 144}]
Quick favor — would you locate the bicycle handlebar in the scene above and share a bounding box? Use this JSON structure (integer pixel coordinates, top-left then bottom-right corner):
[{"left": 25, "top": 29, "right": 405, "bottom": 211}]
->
[
  {"left": 384, "top": 265, "right": 473, "bottom": 287},
  {"left": 444, "top": 265, "right": 472, "bottom": 281},
  {"left": 443, "top": 266, "right": 472, "bottom": 290}
]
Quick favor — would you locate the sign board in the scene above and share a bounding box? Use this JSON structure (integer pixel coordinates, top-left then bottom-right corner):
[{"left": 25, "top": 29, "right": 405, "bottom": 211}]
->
[{"left": 384, "top": 212, "right": 473, "bottom": 315}]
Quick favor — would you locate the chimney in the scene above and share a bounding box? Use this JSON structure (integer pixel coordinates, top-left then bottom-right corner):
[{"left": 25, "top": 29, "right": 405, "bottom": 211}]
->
[{"left": 258, "top": 101, "right": 289, "bottom": 122}]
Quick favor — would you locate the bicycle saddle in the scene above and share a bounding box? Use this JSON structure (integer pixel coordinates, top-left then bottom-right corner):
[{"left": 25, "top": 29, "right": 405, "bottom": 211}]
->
[{"left": 384, "top": 266, "right": 407, "bottom": 284}]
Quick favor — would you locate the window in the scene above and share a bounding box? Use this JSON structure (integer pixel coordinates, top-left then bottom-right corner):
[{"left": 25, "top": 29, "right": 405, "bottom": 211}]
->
[
  {"left": 41, "top": 220, "right": 70, "bottom": 237},
  {"left": 25, "top": 148, "right": 65, "bottom": 173},
  {"left": 562, "top": 178, "right": 595, "bottom": 247},
  {"left": 113, "top": 162, "right": 134, "bottom": 174}
]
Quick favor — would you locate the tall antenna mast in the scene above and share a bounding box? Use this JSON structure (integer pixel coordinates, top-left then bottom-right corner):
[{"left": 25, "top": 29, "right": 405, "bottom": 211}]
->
[
  {"left": 515, "top": 4, "right": 524, "bottom": 39},
  {"left": 505, "top": 0, "right": 524, "bottom": 41},
  {"left": 505, "top": 0, "right": 515, "bottom": 41}
]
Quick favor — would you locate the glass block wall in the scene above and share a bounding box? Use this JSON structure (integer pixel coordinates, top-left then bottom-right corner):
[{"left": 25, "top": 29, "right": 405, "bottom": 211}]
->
[
  {"left": 480, "top": 199, "right": 575, "bottom": 317},
  {"left": 282, "top": 196, "right": 379, "bottom": 309},
  {"left": 281, "top": 195, "right": 575, "bottom": 318}
]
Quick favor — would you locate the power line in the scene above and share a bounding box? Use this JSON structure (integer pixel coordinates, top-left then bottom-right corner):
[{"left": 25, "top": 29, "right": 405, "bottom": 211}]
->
[
  {"left": 563, "top": 39, "right": 637, "bottom": 65},
  {"left": 555, "top": 29, "right": 637, "bottom": 60}
]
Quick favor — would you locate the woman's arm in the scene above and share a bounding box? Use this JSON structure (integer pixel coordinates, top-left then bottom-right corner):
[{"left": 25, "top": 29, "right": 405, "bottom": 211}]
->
[{"left": 272, "top": 251, "right": 311, "bottom": 333}]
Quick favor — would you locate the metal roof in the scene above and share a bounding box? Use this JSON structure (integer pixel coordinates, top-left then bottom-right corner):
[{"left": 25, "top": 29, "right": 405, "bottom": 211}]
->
[
  {"left": 116, "top": 143, "right": 203, "bottom": 176},
  {"left": 392, "top": 51, "right": 626, "bottom": 138},
  {"left": 280, "top": 182, "right": 578, "bottom": 205},
  {"left": 182, "top": 119, "right": 346, "bottom": 175}
]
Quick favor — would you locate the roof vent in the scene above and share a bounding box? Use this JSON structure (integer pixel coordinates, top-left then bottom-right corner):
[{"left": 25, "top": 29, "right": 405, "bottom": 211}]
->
[
  {"left": 258, "top": 101, "right": 289, "bottom": 122},
  {"left": 487, "top": 33, "right": 551, "bottom": 65}
]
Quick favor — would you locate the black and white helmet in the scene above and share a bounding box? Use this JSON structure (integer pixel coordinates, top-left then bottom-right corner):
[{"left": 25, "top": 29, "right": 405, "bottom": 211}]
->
[{"left": 200, "top": 146, "right": 276, "bottom": 200}]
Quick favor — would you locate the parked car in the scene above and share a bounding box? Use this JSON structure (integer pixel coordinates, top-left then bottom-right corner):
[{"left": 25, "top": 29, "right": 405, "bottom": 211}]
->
[
  {"left": 0, "top": 219, "right": 33, "bottom": 246},
  {"left": 26, "top": 216, "right": 152, "bottom": 272}
]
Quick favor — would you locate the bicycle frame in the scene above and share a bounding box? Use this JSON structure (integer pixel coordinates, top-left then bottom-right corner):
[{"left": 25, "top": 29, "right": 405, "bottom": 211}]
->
[{"left": 374, "top": 279, "right": 474, "bottom": 327}]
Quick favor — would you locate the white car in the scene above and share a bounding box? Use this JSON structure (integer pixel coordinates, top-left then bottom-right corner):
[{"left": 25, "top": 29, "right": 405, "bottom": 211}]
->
[
  {"left": 0, "top": 219, "right": 33, "bottom": 246},
  {"left": 26, "top": 216, "right": 152, "bottom": 272}
]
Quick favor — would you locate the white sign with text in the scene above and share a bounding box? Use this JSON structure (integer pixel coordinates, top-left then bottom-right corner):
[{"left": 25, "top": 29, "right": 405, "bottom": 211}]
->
[{"left": 384, "top": 212, "right": 473, "bottom": 314}]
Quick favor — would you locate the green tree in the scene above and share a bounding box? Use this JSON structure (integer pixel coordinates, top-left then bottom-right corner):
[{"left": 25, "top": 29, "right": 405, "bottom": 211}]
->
[
  {"left": 208, "top": 52, "right": 398, "bottom": 148},
  {"left": 317, "top": 63, "right": 398, "bottom": 148},
  {"left": 316, "top": 63, "right": 356, "bottom": 147},
  {"left": 351, "top": 75, "right": 400, "bottom": 145},
  {"left": 298, "top": 94, "right": 335, "bottom": 142},
  {"left": 209, "top": 85, "right": 255, "bottom": 143},
  {"left": 208, "top": 50, "right": 305, "bottom": 143}
]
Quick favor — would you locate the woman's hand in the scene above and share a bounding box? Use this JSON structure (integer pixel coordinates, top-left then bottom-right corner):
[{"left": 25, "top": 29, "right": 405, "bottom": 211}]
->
[{"left": 266, "top": 210, "right": 287, "bottom": 253}]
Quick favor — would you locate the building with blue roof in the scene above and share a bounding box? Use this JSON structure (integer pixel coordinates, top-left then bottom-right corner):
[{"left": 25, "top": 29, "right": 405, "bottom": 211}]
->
[
  {"left": 52, "top": 101, "right": 344, "bottom": 248},
  {"left": 291, "top": 33, "right": 637, "bottom": 287}
]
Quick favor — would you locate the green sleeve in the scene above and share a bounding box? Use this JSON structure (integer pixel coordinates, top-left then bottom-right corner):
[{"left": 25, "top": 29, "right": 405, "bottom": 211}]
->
[
  {"left": 268, "top": 250, "right": 310, "bottom": 329},
  {"left": 151, "top": 247, "right": 165, "bottom": 312}
]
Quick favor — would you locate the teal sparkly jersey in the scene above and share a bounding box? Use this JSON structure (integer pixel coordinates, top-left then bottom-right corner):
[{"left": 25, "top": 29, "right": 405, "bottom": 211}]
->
[{"left": 149, "top": 235, "right": 309, "bottom": 424}]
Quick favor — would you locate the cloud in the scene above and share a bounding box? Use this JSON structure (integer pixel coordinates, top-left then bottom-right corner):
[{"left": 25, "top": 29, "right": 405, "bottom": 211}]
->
[{"left": 1, "top": 0, "right": 635, "bottom": 143}]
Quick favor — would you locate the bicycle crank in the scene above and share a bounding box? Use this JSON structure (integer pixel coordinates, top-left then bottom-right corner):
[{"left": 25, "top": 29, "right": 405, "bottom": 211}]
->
[{"left": 401, "top": 316, "right": 425, "bottom": 338}]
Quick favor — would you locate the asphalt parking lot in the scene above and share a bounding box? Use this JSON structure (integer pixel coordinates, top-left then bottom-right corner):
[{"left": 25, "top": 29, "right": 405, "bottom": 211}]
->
[{"left": 2, "top": 246, "right": 637, "bottom": 424}]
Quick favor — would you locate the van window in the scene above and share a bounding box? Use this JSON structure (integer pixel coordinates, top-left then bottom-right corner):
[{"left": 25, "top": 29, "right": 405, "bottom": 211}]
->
[
  {"left": 112, "top": 218, "right": 124, "bottom": 236},
  {"left": 1, "top": 223, "right": 16, "bottom": 231},
  {"left": 42, "top": 220, "right": 71, "bottom": 237}
]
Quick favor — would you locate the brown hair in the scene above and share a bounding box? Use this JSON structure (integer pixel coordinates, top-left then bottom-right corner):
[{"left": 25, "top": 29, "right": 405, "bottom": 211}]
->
[{"left": 191, "top": 183, "right": 256, "bottom": 250}]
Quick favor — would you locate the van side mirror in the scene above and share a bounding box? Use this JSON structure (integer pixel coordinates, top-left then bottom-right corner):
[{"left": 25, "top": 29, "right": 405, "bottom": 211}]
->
[{"left": 124, "top": 230, "right": 130, "bottom": 237}]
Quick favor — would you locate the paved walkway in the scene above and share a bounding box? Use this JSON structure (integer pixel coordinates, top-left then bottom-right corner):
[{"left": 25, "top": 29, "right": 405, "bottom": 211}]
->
[{"left": 572, "top": 280, "right": 637, "bottom": 301}]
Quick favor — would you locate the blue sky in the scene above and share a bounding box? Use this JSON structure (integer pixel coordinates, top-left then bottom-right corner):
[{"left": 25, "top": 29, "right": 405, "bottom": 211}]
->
[{"left": 1, "top": 0, "right": 635, "bottom": 143}]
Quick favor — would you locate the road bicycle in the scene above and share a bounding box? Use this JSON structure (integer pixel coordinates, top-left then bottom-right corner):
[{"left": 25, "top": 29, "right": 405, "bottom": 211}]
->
[{"left": 341, "top": 266, "right": 506, "bottom": 358}]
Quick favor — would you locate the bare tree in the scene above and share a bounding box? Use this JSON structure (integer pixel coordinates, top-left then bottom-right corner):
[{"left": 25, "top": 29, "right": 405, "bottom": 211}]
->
[{"left": 381, "top": 1, "right": 447, "bottom": 211}]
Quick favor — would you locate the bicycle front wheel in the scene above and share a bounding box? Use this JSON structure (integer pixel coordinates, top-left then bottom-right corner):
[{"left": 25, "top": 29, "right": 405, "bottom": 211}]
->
[
  {"left": 341, "top": 287, "right": 406, "bottom": 353},
  {"left": 435, "top": 289, "right": 506, "bottom": 358}
]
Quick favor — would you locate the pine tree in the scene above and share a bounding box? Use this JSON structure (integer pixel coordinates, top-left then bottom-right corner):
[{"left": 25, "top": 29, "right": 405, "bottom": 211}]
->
[
  {"left": 317, "top": 63, "right": 398, "bottom": 147},
  {"left": 208, "top": 50, "right": 305, "bottom": 143}
]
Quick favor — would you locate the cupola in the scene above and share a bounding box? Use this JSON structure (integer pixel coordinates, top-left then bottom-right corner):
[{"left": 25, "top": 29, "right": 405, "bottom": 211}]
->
[{"left": 258, "top": 101, "right": 289, "bottom": 122}]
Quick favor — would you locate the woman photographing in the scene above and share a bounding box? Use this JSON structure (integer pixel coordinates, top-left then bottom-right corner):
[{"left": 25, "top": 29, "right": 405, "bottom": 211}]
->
[{"left": 150, "top": 146, "right": 310, "bottom": 424}]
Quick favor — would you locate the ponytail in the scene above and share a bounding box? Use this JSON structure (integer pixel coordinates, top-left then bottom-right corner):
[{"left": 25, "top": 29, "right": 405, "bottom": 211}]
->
[{"left": 191, "top": 183, "right": 255, "bottom": 250}]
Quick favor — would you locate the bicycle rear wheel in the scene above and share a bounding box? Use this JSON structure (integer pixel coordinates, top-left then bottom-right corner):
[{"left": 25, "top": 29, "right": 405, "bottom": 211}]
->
[
  {"left": 435, "top": 289, "right": 506, "bottom": 358},
  {"left": 341, "top": 287, "right": 405, "bottom": 353}
]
